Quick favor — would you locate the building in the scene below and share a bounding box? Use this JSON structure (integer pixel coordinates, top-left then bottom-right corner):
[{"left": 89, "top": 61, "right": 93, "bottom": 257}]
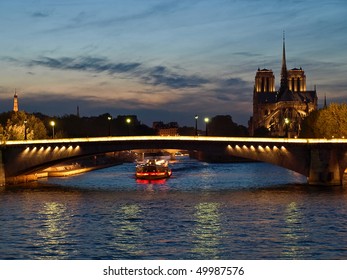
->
[
  {"left": 249, "top": 36, "right": 318, "bottom": 137},
  {"left": 153, "top": 121, "right": 179, "bottom": 136}
]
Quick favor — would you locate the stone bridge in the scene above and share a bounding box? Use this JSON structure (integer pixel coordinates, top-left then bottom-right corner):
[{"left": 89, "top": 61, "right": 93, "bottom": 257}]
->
[{"left": 1, "top": 136, "right": 347, "bottom": 186}]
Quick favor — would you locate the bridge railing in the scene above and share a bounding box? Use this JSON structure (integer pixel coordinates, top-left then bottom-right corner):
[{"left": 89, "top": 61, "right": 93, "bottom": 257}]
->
[{"left": 3, "top": 135, "right": 347, "bottom": 146}]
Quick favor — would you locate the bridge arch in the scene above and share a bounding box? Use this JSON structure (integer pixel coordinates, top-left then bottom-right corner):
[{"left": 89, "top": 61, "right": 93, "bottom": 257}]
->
[{"left": 1, "top": 137, "right": 218, "bottom": 183}]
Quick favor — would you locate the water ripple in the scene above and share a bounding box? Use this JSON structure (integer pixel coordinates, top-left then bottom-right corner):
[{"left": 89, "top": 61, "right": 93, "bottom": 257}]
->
[{"left": 1, "top": 160, "right": 347, "bottom": 259}]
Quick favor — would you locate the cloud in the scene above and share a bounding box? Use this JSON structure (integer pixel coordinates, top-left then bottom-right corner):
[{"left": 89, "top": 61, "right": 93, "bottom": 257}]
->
[
  {"left": 28, "top": 56, "right": 141, "bottom": 74},
  {"left": 201, "top": 76, "right": 253, "bottom": 104},
  {"left": 31, "top": 11, "right": 50, "bottom": 18},
  {"left": 222, "top": 77, "right": 249, "bottom": 88},
  {"left": 1, "top": 56, "right": 18, "bottom": 63},
  {"left": 143, "top": 65, "right": 209, "bottom": 88},
  {"left": 26, "top": 55, "right": 210, "bottom": 89},
  {"left": 105, "top": 1, "right": 182, "bottom": 25},
  {"left": 233, "top": 51, "right": 262, "bottom": 58},
  {"left": 41, "top": 1, "right": 183, "bottom": 34}
]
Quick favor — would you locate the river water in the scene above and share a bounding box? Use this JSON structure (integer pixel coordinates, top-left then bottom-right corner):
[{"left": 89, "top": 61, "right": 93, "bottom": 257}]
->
[{"left": 1, "top": 157, "right": 347, "bottom": 260}]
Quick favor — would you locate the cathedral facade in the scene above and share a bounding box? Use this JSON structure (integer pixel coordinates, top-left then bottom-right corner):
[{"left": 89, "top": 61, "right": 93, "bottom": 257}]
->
[{"left": 249, "top": 37, "right": 318, "bottom": 137}]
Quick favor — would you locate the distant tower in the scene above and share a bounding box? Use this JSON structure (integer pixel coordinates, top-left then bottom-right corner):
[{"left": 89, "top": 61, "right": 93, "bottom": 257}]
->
[
  {"left": 77, "top": 105, "right": 80, "bottom": 117},
  {"left": 323, "top": 93, "right": 327, "bottom": 109},
  {"left": 13, "top": 89, "right": 19, "bottom": 112}
]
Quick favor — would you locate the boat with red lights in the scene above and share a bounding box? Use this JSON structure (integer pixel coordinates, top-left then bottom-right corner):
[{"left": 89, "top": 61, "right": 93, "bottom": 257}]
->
[{"left": 135, "top": 159, "right": 172, "bottom": 180}]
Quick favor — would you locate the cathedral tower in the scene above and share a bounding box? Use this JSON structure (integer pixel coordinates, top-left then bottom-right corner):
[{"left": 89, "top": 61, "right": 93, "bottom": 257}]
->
[
  {"left": 254, "top": 69, "right": 276, "bottom": 93},
  {"left": 288, "top": 68, "right": 306, "bottom": 92}
]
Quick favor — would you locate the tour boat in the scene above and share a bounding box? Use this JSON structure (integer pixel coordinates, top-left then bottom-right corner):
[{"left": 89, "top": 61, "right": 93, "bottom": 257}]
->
[{"left": 135, "top": 159, "right": 172, "bottom": 180}]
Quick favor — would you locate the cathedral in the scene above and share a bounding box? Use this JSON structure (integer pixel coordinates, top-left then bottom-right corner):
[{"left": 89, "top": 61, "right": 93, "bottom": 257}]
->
[{"left": 249, "top": 36, "right": 318, "bottom": 137}]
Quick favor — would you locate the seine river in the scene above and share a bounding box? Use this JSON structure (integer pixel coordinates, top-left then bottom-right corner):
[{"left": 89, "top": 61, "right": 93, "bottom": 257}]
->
[{"left": 1, "top": 157, "right": 347, "bottom": 260}]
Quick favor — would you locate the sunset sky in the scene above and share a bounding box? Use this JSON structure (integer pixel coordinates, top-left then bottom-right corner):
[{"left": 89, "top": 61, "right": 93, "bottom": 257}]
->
[{"left": 1, "top": 0, "right": 346, "bottom": 126}]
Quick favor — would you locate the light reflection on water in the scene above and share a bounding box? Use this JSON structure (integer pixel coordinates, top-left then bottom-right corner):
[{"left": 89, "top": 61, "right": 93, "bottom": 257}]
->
[
  {"left": 111, "top": 204, "right": 145, "bottom": 258},
  {"left": 191, "top": 202, "right": 221, "bottom": 259},
  {"left": 282, "top": 201, "right": 307, "bottom": 259},
  {"left": 1, "top": 159, "right": 347, "bottom": 259},
  {"left": 36, "top": 202, "right": 70, "bottom": 259}
]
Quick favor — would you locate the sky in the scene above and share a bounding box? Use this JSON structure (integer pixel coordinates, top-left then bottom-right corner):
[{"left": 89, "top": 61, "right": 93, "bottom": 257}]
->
[{"left": 1, "top": 0, "right": 347, "bottom": 127}]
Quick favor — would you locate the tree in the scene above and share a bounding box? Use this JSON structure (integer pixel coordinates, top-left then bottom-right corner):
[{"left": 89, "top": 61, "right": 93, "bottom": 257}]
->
[
  {"left": 3, "top": 111, "right": 47, "bottom": 140},
  {"left": 300, "top": 103, "right": 347, "bottom": 138},
  {"left": 208, "top": 115, "right": 248, "bottom": 136}
]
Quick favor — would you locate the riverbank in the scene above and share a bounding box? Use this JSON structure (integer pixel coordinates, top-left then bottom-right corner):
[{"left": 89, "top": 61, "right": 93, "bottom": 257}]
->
[
  {"left": 40, "top": 162, "right": 122, "bottom": 178},
  {"left": 4, "top": 162, "right": 123, "bottom": 186},
  {"left": 4, "top": 151, "right": 136, "bottom": 186}
]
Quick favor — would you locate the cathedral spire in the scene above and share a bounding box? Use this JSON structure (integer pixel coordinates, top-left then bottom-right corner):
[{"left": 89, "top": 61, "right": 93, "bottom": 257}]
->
[{"left": 280, "top": 31, "right": 288, "bottom": 92}]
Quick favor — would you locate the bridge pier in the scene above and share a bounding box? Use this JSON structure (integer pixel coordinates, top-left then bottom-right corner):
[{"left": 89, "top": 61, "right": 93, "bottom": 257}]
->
[
  {"left": 0, "top": 149, "right": 39, "bottom": 186},
  {"left": 308, "top": 148, "right": 342, "bottom": 186},
  {"left": 0, "top": 150, "right": 5, "bottom": 186}
]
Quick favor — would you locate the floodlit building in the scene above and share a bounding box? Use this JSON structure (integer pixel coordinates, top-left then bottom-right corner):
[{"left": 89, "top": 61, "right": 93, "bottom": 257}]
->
[{"left": 153, "top": 121, "right": 179, "bottom": 136}]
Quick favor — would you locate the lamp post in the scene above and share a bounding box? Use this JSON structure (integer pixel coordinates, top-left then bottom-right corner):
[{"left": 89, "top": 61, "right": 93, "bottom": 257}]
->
[
  {"left": 195, "top": 115, "right": 198, "bottom": 136},
  {"left": 50, "top": 120, "right": 55, "bottom": 139},
  {"left": 126, "top": 118, "right": 131, "bottom": 136},
  {"left": 284, "top": 118, "right": 289, "bottom": 138},
  {"left": 24, "top": 120, "right": 27, "bottom": 140},
  {"left": 204, "top": 117, "right": 209, "bottom": 136},
  {"left": 108, "top": 116, "right": 112, "bottom": 136}
]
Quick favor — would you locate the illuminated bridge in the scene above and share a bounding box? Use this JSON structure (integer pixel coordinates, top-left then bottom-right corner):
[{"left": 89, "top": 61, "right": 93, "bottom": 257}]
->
[{"left": 1, "top": 136, "right": 347, "bottom": 186}]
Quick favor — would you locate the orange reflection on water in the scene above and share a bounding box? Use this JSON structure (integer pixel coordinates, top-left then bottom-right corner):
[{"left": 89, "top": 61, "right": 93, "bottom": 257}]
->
[
  {"left": 136, "top": 179, "right": 167, "bottom": 184},
  {"left": 36, "top": 201, "right": 70, "bottom": 259}
]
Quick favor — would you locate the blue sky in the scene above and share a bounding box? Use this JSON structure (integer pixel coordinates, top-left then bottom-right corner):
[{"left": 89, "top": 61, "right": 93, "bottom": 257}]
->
[{"left": 1, "top": 0, "right": 346, "bottom": 126}]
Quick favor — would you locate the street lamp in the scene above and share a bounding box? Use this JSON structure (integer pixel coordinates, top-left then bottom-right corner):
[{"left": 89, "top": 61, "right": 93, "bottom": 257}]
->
[
  {"left": 195, "top": 115, "right": 198, "bottom": 136},
  {"left": 50, "top": 120, "right": 55, "bottom": 139},
  {"left": 107, "top": 116, "right": 112, "bottom": 136},
  {"left": 204, "top": 117, "right": 209, "bottom": 136},
  {"left": 126, "top": 118, "right": 131, "bottom": 136},
  {"left": 284, "top": 118, "right": 289, "bottom": 138},
  {"left": 24, "top": 120, "right": 27, "bottom": 140}
]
